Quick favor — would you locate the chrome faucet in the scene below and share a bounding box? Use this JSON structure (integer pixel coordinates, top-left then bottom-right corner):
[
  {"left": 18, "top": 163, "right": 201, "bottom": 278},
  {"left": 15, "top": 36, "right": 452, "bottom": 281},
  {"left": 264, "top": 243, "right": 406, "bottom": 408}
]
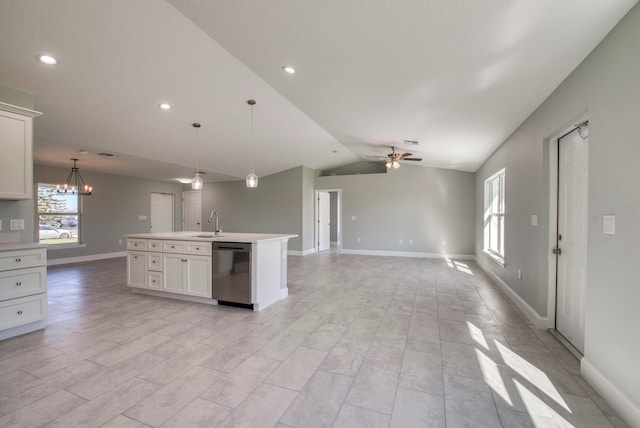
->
[{"left": 208, "top": 210, "right": 222, "bottom": 235}]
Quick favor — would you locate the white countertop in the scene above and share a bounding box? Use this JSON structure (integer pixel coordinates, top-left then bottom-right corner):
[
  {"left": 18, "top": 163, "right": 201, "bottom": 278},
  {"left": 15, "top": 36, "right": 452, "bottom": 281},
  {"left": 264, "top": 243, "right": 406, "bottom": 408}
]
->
[
  {"left": 126, "top": 231, "right": 297, "bottom": 244},
  {"left": 0, "top": 242, "right": 48, "bottom": 252}
]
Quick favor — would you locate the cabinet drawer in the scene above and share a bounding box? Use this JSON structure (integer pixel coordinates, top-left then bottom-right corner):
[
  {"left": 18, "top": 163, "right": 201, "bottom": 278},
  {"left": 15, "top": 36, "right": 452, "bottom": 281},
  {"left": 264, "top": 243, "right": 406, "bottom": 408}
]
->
[
  {"left": 147, "top": 252, "right": 163, "bottom": 271},
  {"left": 163, "top": 240, "right": 188, "bottom": 253},
  {"left": 127, "top": 239, "right": 148, "bottom": 251},
  {"left": 187, "top": 242, "right": 211, "bottom": 255},
  {"left": 0, "top": 294, "right": 47, "bottom": 330},
  {"left": 147, "top": 240, "right": 162, "bottom": 251},
  {"left": 0, "top": 267, "right": 47, "bottom": 300},
  {"left": 0, "top": 249, "right": 46, "bottom": 271},
  {"left": 148, "top": 271, "right": 162, "bottom": 290}
]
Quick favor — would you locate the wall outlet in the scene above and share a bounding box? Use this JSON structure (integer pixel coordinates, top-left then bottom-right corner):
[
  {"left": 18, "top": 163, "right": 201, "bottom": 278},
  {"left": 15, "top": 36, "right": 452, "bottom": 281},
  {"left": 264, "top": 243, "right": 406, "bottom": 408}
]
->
[
  {"left": 351, "top": 216, "right": 356, "bottom": 221},
  {"left": 531, "top": 215, "right": 538, "bottom": 226},
  {"left": 138, "top": 215, "right": 148, "bottom": 220},
  {"left": 118, "top": 239, "right": 123, "bottom": 245},
  {"left": 409, "top": 239, "right": 413, "bottom": 245},
  {"left": 603, "top": 214, "right": 615, "bottom": 234},
  {"left": 10, "top": 219, "right": 24, "bottom": 231}
]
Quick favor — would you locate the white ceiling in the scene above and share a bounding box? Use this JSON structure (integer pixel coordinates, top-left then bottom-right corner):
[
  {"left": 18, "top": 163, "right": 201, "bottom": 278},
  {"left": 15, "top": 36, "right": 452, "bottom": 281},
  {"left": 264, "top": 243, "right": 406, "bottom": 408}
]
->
[{"left": 0, "top": 0, "right": 637, "bottom": 182}]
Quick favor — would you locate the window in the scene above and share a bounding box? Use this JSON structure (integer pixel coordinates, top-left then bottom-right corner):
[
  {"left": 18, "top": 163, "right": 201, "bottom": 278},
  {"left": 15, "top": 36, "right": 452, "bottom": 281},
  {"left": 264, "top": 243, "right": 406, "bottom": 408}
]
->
[
  {"left": 37, "top": 183, "right": 80, "bottom": 245},
  {"left": 484, "top": 168, "right": 505, "bottom": 263}
]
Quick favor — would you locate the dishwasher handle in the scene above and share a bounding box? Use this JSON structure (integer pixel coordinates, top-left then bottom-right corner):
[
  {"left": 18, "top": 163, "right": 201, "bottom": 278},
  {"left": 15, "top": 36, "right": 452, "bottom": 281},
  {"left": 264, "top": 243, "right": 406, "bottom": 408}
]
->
[{"left": 213, "top": 242, "right": 251, "bottom": 251}]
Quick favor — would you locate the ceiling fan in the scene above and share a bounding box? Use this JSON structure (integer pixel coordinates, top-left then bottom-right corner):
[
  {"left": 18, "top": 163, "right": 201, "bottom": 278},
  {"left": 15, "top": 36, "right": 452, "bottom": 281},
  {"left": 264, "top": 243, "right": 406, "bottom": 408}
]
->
[{"left": 369, "top": 146, "right": 423, "bottom": 169}]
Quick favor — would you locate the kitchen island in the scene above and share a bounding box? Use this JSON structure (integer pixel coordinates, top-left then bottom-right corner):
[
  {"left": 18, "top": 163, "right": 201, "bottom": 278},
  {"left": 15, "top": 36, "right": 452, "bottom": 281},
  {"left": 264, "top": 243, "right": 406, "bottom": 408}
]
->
[{"left": 125, "top": 232, "right": 297, "bottom": 311}]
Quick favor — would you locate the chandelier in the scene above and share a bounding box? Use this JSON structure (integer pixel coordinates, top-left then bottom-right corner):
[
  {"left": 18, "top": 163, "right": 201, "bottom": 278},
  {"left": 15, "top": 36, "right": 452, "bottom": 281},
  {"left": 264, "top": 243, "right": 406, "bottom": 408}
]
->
[{"left": 57, "top": 158, "right": 92, "bottom": 195}]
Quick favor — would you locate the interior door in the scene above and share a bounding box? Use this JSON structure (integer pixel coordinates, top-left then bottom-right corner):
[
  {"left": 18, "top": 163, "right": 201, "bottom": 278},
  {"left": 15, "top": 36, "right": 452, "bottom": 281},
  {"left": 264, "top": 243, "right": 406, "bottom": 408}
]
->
[
  {"left": 150, "top": 193, "right": 174, "bottom": 233},
  {"left": 556, "top": 125, "right": 588, "bottom": 354},
  {"left": 317, "top": 191, "right": 330, "bottom": 252},
  {"left": 182, "top": 190, "right": 202, "bottom": 232}
]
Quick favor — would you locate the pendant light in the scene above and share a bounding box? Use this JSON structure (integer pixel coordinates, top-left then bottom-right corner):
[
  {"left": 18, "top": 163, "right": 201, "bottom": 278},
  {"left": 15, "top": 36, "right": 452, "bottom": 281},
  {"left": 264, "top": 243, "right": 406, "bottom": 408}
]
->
[
  {"left": 191, "top": 122, "right": 203, "bottom": 190},
  {"left": 245, "top": 99, "right": 258, "bottom": 188},
  {"left": 56, "top": 158, "right": 92, "bottom": 195}
]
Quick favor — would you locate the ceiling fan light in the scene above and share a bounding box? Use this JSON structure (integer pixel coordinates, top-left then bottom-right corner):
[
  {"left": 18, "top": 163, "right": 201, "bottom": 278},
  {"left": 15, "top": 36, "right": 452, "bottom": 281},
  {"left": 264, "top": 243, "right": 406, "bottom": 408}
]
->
[
  {"left": 385, "top": 160, "right": 392, "bottom": 168},
  {"left": 246, "top": 168, "right": 258, "bottom": 188},
  {"left": 392, "top": 159, "right": 400, "bottom": 169},
  {"left": 191, "top": 172, "right": 203, "bottom": 190}
]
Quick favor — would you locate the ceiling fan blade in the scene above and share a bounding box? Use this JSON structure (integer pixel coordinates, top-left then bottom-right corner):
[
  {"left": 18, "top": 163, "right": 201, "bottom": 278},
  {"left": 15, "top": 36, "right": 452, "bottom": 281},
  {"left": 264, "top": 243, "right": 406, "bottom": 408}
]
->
[
  {"left": 403, "top": 157, "right": 422, "bottom": 161},
  {"left": 397, "top": 152, "right": 413, "bottom": 159}
]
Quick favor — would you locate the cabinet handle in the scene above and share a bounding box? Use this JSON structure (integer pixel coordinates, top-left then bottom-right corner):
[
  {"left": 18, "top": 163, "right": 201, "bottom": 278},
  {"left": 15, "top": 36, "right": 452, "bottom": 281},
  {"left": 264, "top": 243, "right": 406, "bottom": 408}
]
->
[
  {"left": 152, "top": 260, "right": 156, "bottom": 264},
  {"left": 16, "top": 282, "right": 22, "bottom": 286},
  {"left": 171, "top": 245, "right": 175, "bottom": 249},
  {"left": 17, "top": 310, "right": 23, "bottom": 315},
  {"left": 134, "top": 256, "right": 138, "bottom": 259},
  {"left": 15, "top": 258, "right": 21, "bottom": 262},
  {"left": 196, "top": 247, "right": 199, "bottom": 250},
  {"left": 152, "top": 280, "right": 156, "bottom": 283}
]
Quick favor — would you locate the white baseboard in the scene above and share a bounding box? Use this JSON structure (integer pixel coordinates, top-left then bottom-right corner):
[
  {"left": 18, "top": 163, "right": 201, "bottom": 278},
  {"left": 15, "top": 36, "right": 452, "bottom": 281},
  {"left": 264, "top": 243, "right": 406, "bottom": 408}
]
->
[
  {"left": 581, "top": 358, "right": 640, "bottom": 428},
  {"left": 48, "top": 251, "right": 126, "bottom": 266},
  {"left": 280, "top": 288, "right": 289, "bottom": 299},
  {"left": 475, "top": 256, "right": 548, "bottom": 329},
  {"left": 288, "top": 248, "right": 316, "bottom": 256},
  {"left": 0, "top": 320, "right": 46, "bottom": 341},
  {"left": 341, "top": 249, "right": 475, "bottom": 260}
]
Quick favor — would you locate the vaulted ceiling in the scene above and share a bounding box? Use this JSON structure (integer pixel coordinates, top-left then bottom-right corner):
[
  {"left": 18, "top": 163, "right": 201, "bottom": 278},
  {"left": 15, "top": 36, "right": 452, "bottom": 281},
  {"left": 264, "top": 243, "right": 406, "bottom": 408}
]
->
[{"left": 0, "top": 0, "right": 637, "bottom": 182}]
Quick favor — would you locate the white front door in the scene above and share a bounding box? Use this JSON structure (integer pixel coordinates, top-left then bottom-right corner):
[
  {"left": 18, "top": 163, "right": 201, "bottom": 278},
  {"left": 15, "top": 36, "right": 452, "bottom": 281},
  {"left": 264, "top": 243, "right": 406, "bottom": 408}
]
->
[
  {"left": 556, "top": 125, "right": 588, "bottom": 354},
  {"left": 317, "top": 191, "right": 330, "bottom": 252},
  {"left": 182, "top": 191, "right": 202, "bottom": 232},
  {"left": 150, "top": 193, "right": 174, "bottom": 233}
]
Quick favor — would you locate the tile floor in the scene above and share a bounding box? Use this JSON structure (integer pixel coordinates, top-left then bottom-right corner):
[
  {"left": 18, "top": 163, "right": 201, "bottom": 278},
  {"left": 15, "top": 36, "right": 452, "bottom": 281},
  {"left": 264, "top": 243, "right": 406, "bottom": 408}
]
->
[{"left": 0, "top": 253, "right": 629, "bottom": 427}]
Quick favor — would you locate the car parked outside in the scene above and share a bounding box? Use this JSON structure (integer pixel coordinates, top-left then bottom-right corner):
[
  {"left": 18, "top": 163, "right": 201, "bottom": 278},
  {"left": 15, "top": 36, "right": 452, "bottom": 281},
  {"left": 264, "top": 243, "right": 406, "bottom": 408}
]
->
[{"left": 39, "top": 225, "right": 72, "bottom": 239}]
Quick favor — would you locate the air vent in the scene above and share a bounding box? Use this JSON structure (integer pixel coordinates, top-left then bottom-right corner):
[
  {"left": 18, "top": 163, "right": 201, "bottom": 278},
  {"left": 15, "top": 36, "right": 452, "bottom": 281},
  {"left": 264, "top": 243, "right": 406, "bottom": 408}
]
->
[
  {"left": 404, "top": 140, "right": 419, "bottom": 146},
  {"left": 97, "top": 152, "right": 118, "bottom": 158}
]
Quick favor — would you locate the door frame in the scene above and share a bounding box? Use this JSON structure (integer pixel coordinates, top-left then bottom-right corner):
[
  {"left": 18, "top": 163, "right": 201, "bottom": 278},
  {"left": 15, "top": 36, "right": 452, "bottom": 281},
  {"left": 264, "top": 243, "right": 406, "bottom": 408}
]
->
[
  {"left": 314, "top": 189, "right": 342, "bottom": 253},
  {"left": 546, "top": 113, "right": 589, "bottom": 331}
]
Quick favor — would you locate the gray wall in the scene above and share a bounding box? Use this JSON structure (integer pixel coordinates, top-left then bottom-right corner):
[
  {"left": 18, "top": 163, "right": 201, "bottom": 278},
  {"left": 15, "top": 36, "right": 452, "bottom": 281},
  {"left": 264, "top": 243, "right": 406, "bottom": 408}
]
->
[
  {"left": 200, "top": 166, "right": 306, "bottom": 251},
  {"left": 475, "top": 3, "right": 640, "bottom": 411},
  {"left": 0, "top": 86, "right": 36, "bottom": 244},
  {"left": 330, "top": 191, "right": 338, "bottom": 242},
  {"left": 317, "top": 164, "right": 475, "bottom": 255},
  {"left": 35, "top": 165, "right": 183, "bottom": 260}
]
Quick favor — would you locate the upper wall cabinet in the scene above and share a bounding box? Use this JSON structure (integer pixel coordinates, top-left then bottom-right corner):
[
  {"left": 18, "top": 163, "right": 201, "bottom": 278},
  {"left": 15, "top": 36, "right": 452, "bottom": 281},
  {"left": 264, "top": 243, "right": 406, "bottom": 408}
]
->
[{"left": 0, "top": 102, "right": 42, "bottom": 200}]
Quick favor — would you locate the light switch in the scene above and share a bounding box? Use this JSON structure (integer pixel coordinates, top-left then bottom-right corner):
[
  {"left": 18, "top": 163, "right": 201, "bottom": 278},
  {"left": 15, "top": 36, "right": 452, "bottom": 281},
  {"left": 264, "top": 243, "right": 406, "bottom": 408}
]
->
[
  {"left": 10, "top": 219, "right": 24, "bottom": 231},
  {"left": 351, "top": 216, "right": 356, "bottom": 221},
  {"left": 531, "top": 215, "right": 538, "bottom": 227},
  {"left": 603, "top": 215, "right": 616, "bottom": 235},
  {"left": 138, "top": 215, "right": 148, "bottom": 220}
]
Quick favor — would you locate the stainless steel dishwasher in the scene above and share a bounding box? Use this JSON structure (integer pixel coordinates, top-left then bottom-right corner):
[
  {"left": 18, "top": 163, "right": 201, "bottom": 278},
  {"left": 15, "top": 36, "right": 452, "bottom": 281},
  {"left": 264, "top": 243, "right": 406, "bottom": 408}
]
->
[{"left": 211, "top": 242, "right": 252, "bottom": 308}]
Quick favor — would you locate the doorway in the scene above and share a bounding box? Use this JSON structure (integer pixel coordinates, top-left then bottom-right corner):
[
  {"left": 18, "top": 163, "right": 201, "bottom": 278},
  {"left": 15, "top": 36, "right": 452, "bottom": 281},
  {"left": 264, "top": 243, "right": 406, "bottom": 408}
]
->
[
  {"left": 182, "top": 190, "right": 202, "bottom": 232},
  {"left": 150, "top": 193, "right": 174, "bottom": 233},
  {"left": 548, "top": 120, "right": 589, "bottom": 355},
  {"left": 315, "top": 189, "right": 341, "bottom": 252}
]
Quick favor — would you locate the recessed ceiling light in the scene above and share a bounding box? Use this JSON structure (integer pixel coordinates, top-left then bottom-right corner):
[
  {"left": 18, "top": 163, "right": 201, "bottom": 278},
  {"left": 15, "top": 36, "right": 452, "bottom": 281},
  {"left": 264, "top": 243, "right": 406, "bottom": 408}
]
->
[
  {"left": 36, "top": 54, "right": 58, "bottom": 65},
  {"left": 282, "top": 66, "right": 296, "bottom": 75},
  {"left": 158, "top": 103, "right": 171, "bottom": 110},
  {"left": 79, "top": 150, "right": 90, "bottom": 155}
]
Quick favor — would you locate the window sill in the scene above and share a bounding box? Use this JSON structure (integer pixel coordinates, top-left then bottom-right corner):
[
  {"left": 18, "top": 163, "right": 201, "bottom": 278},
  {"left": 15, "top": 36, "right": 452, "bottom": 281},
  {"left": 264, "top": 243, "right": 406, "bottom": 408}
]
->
[
  {"left": 44, "top": 243, "right": 86, "bottom": 251},
  {"left": 483, "top": 250, "right": 505, "bottom": 267}
]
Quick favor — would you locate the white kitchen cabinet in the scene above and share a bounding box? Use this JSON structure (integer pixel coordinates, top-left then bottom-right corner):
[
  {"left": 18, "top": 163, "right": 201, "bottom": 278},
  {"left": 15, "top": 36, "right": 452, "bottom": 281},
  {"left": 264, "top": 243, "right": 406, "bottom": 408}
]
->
[
  {"left": 0, "top": 244, "right": 48, "bottom": 340},
  {"left": 0, "top": 102, "right": 41, "bottom": 200},
  {"left": 126, "top": 251, "right": 147, "bottom": 289},
  {"left": 162, "top": 253, "right": 211, "bottom": 298}
]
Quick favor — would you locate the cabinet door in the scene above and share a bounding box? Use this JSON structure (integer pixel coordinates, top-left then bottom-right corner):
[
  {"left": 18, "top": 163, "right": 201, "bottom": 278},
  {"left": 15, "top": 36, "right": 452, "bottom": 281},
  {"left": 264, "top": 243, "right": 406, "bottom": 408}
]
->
[
  {"left": 126, "top": 251, "right": 147, "bottom": 288},
  {"left": 163, "top": 254, "right": 186, "bottom": 294},
  {"left": 185, "top": 255, "right": 212, "bottom": 298},
  {"left": 0, "top": 108, "right": 34, "bottom": 200}
]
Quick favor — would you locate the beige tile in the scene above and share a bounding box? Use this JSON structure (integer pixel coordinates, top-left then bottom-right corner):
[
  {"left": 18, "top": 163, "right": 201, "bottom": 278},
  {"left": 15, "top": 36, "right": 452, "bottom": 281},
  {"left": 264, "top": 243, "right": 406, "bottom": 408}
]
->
[
  {"left": 390, "top": 387, "right": 445, "bottom": 428},
  {"left": 219, "top": 383, "right": 298, "bottom": 428},
  {"left": 344, "top": 358, "right": 401, "bottom": 414},
  {"left": 45, "top": 378, "right": 159, "bottom": 428},
  {"left": 88, "top": 333, "right": 171, "bottom": 367},
  {"left": 0, "top": 359, "right": 102, "bottom": 414},
  {"left": 255, "top": 328, "right": 311, "bottom": 361},
  {"left": 333, "top": 404, "right": 390, "bottom": 428},
  {"left": 160, "top": 398, "right": 231, "bottom": 428},
  {"left": 200, "top": 337, "right": 268, "bottom": 373},
  {"left": 444, "top": 374, "right": 502, "bottom": 427},
  {"left": 279, "top": 370, "right": 353, "bottom": 427},
  {"left": 124, "top": 366, "right": 224, "bottom": 426},
  {"left": 137, "top": 343, "right": 219, "bottom": 385},
  {"left": 265, "top": 347, "right": 328, "bottom": 391},
  {"left": 66, "top": 351, "right": 167, "bottom": 400},
  {"left": 301, "top": 323, "right": 347, "bottom": 352},
  {"left": 0, "top": 389, "right": 85, "bottom": 428},
  {"left": 21, "top": 340, "right": 117, "bottom": 377},
  {"left": 100, "top": 414, "right": 150, "bottom": 427},
  {"left": 200, "top": 355, "right": 280, "bottom": 408},
  {"left": 399, "top": 349, "right": 443, "bottom": 395}
]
